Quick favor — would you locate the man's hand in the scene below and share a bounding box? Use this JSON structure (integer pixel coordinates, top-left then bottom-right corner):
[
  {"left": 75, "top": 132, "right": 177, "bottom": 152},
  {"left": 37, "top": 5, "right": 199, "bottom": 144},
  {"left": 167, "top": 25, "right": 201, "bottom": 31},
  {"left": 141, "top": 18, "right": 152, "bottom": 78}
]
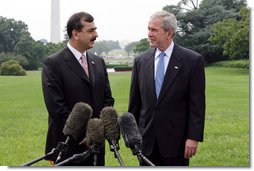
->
[{"left": 184, "top": 139, "right": 198, "bottom": 159}]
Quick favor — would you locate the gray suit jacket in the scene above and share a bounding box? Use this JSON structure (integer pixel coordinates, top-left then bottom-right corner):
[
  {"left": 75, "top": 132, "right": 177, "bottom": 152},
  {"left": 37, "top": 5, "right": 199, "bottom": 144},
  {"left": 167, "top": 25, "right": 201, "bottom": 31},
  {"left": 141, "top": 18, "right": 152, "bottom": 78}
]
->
[{"left": 128, "top": 44, "right": 205, "bottom": 157}]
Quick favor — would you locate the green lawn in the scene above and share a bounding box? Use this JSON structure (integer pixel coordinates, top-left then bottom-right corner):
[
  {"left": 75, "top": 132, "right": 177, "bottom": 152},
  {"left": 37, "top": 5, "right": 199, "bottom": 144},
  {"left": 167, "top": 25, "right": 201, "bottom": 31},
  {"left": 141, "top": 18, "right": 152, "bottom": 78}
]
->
[{"left": 0, "top": 66, "right": 249, "bottom": 166}]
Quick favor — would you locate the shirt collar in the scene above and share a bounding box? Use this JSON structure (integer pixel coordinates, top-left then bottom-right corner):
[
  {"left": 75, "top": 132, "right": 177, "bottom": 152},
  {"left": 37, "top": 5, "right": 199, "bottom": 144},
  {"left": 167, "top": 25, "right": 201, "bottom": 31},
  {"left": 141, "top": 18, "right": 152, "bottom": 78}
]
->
[
  {"left": 67, "top": 42, "right": 86, "bottom": 61},
  {"left": 155, "top": 41, "right": 174, "bottom": 59}
]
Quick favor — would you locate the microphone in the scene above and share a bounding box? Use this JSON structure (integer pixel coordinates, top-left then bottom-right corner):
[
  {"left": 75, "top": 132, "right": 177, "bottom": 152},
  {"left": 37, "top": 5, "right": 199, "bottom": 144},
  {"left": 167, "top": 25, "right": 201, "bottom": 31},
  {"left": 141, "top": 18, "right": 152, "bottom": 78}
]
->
[
  {"left": 21, "top": 102, "right": 92, "bottom": 166},
  {"left": 80, "top": 118, "right": 105, "bottom": 166},
  {"left": 63, "top": 102, "right": 93, "bottom": 140},
  {"left": 57, "top": 118, "right": 104, "bottom": 166},
  {"left": 80, "top": 118, "right": 105, "bottom": 146},
  {"left": 100, "top": 107, "right": 125, "bottom": 166},
  {"left": 55, "top": 102, "right": 92, "bottom": 164},
  {"left": 117, "top": 112, "right": 155, "bottom": 166}
]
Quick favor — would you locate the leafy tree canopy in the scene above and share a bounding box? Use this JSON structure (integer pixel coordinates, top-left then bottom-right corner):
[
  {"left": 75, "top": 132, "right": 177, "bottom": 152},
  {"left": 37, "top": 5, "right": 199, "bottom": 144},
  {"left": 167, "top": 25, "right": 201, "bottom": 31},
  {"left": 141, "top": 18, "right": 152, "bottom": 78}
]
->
[
  {"left": 163, "top": 0, "right": 248, "bottom": 63},
  {"left": 209, "top": 7, "right": 249, "bottom": 59}
]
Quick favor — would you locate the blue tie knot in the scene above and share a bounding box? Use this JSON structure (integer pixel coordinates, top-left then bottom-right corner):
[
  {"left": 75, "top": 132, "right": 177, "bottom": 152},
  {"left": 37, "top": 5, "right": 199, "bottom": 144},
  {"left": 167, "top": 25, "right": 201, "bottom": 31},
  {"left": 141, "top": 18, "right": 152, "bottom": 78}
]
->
[{"left": 159, "top": 52, "right": 166, "bottom": 59}]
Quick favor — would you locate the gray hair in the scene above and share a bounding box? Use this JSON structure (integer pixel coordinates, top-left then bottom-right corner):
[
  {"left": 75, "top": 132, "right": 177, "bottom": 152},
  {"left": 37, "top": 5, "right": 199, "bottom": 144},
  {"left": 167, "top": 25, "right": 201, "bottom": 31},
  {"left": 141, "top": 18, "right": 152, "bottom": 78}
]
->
[{"left": 150, "top": 11, "right": 177, "bottom": 32}]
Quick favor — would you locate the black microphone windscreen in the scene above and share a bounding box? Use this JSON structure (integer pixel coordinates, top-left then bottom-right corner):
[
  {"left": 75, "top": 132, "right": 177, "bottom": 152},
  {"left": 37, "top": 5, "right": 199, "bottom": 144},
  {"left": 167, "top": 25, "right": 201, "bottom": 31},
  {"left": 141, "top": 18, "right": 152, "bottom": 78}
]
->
[
  {"left": 100, "top": 106, "right": 120, "bottom": 143},
  {"left": 81, "top": 118, "right": 105, "bottom": 146},
  {"left": 63, "top": 102, "right": 92, "bottom": 140},
  {"left": 117, "top": 112, "right": 142, "bottom": 148}
]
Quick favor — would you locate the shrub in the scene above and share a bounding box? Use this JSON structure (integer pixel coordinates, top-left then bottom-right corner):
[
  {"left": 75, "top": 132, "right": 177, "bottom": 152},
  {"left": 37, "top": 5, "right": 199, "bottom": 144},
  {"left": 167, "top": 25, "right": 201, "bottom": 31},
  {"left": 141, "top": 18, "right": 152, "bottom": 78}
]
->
[
  {"left": 0, "top": 52, "right": 29, "bottom": 68},
  {"left": 106, "top": 63, "right": 132, "bottom": 71},
  {"left": 114, "top": 66, "right": 132, "bottom": 72},
  {"left": 212, "top": 60, "right": 249, "bottom": 69},
  {"left": 0, "top": 60, "right": 26, "bottom": 76},
  {"left": 106, "top": 64, "right": 128, "bottom": 68}
]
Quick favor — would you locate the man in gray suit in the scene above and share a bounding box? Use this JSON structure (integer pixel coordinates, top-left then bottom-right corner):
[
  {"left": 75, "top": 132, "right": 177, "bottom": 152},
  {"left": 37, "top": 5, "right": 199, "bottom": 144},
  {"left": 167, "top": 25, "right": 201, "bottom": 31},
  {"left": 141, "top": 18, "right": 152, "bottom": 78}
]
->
[
  {"left": 128, "top": 11, "right": 205, "bottom": 166},
  {"left": 42, "top": 12, "right": 114, "bottom": 166}
]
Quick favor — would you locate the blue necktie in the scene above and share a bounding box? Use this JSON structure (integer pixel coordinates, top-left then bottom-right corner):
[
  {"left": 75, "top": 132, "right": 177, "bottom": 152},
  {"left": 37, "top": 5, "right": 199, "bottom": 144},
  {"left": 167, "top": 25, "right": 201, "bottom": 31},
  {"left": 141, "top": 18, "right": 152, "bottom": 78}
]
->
[{"left": 155, "top": 52, "right": 166, "bottom": 98}]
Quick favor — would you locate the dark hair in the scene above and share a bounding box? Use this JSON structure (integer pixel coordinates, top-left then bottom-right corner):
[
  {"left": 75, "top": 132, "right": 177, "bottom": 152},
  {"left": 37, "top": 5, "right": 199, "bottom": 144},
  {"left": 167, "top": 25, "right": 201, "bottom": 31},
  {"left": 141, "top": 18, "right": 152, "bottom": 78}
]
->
[{"left": 67, "top": 12, "right": 94, "bottom": 39}]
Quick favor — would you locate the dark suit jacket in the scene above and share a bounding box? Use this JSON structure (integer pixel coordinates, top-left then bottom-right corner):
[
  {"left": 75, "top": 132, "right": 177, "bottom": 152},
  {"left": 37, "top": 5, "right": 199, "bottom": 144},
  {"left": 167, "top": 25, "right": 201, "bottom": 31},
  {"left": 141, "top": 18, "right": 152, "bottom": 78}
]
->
[
  {"left": 42, "top": 47, "right": 114, "bottom": 163},
  {"left": 128, "top": 44, "right": 205, "bottom": 158}
]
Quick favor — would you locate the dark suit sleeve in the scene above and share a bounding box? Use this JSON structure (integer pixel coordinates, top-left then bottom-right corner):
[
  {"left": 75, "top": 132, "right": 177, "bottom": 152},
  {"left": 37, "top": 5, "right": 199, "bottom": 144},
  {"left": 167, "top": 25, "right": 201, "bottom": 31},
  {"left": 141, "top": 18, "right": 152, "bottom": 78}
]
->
[
  {"left": 187, "top": 56, "right": 206, "bottom": 142},
  {"left": 41, "top": 57, "right": 70, "bottom": 123},
  {"left": 128, "top": 57, "right": 141, "bottom": 124},
  {"left": 101, "top": 58, "right": 115, "bottom": 107}
]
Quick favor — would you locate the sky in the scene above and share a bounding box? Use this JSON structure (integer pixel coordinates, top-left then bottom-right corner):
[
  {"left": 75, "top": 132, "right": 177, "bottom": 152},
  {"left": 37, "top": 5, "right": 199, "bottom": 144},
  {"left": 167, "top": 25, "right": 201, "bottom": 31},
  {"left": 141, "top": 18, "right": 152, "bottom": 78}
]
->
[
  {"left": 0, "top": 0, "right": 178, "bottom": 43},
  {"left": 0, "top": 0, "right": 253, "bottom": 43}
]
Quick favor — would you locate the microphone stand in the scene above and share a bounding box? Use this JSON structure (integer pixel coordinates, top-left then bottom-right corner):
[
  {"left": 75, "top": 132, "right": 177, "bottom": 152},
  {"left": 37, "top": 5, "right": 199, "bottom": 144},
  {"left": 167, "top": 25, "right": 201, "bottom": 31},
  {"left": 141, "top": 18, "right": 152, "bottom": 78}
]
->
[
  {"left": 55, "top": 136, "right": 70, "bottom": 164},
  {"left": 137, "top": 152, "right": 155, "bottom": 166},
  {"left": 21, "top": 140, "right": 69, "bottom": 166},
  {"left": 92, "top": 144, "right": 99, "bottom": 166},
  {"left": 109, "top": 141, "right": 125, "bottom": 166},
  {"left": 55, "top": 144, "right": 101, "bottom": 166},
  {"left": 55, "top": 148, "right": 92, "bottom": 166},
  {"left": 132, "top": 145, "right": 155, "bottom": 166}
]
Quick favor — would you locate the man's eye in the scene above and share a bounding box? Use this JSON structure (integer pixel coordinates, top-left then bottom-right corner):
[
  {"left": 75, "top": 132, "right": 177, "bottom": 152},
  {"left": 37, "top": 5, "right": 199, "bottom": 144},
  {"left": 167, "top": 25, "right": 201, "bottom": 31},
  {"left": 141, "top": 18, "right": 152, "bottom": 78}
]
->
[{"left": 88, "top": 29, "right": 96, "bottom": 33}]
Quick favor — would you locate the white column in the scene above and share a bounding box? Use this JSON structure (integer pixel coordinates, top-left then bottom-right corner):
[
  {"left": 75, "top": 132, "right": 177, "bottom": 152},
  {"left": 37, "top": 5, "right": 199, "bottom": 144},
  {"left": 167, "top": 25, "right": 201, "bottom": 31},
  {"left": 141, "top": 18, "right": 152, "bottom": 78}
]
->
[{"left": 50, "top": 0, "right": 60, "bottom": 43}]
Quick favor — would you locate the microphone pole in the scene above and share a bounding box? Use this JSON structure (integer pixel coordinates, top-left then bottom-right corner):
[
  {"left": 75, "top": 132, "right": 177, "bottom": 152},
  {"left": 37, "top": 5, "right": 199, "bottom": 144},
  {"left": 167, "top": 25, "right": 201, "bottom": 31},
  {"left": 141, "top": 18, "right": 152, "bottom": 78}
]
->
[
  {"left": 131, "top": 145, "right": 155, "bottom": 166},
  {"left": 54, "top": 136, "right": 70, "bottom": 164},
  {"left": 91, "top": 144, "right": 100, "bottom": 166},
  {"left": 135, "top": 148, "right": 155, "bottom": 166},
  {"left": 137, "top": 153, "right": 155, "bottom": 166},
  {"left": 55, "top": 148, "right": 92, "bottom": 166},
  {"left": 21, "top": 149, "right": 57, "bottom": 166},
  {"left": 21, "top": 140, "right": 69, "bottom": 166},
  {"left": 109, "top": 141, "right": 125, "bottom": 166},
  {"left": 55, "top": 144, "right": 101, "bottom": 166}
]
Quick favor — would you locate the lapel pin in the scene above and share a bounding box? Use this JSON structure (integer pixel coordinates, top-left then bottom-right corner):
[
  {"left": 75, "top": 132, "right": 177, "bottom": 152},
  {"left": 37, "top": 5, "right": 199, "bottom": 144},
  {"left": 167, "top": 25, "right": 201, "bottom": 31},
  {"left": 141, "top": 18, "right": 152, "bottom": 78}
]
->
[{"left": 174, "top": 66, "right": 178, "bottom": 69}]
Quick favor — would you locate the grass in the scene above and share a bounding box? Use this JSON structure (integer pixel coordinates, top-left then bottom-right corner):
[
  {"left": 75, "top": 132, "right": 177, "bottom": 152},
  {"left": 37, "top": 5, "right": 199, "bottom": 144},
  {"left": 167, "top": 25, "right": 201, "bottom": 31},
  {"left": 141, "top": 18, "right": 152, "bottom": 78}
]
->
[
  {"left": 0, "top": 66, "right": 249, "bottom": 167},
  {"left": 190, "top": 67, "right": 249, "bottom": 166}
]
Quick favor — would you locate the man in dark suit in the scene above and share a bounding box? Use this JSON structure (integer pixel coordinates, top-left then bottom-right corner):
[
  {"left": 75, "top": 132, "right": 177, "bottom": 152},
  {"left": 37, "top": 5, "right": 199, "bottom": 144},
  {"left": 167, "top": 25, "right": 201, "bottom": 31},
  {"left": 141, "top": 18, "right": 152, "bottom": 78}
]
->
[
  {"left": 41, "top": 12, "right": 114, "bottom": 166},
  {"left": 128, "top": 11, "right": 205, "bottom": 166}
]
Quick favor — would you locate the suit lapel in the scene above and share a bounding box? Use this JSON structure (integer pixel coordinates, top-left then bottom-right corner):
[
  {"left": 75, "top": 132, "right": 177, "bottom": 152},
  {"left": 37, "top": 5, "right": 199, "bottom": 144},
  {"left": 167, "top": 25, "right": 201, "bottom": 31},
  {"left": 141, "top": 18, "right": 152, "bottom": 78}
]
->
[
  {"left": 63, "top": 48, "right": 91, "bottom": 83},
  {"left": 143, "top": 49, "right": 157, "bottom": 101},
  {"left": 87, "top": 52, "right": 96, "bottom": 86},
  {"left": 157, "top": 45, "right": 183, "bottom": 103}
]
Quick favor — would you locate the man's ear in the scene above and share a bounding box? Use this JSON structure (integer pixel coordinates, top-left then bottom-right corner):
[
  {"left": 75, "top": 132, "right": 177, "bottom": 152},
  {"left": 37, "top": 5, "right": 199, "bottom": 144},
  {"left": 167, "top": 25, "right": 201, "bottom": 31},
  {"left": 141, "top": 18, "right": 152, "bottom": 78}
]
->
[
  {"left": 167, "top": 28, "right": 174, "bottom": 38},
  {"left": 72, "top": 30, "right": 79, "bottom": 40}
]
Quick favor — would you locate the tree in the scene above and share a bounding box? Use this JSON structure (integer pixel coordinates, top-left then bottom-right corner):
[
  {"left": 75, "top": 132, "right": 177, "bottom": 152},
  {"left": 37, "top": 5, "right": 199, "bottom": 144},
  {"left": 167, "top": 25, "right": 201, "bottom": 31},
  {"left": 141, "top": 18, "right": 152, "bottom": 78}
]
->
[
  {"left": 179, "top": 0, "right": 199, "bottom": 10},
  {"left": 163, "top": 0, "right": 247, "bottom": 63},
  {"left": 0, "top": 52, "right": 29, "bottom": 68},
  {"left": 0, "top": 17, "right": 30, "bottom": 53},
  {"left": 89, "top": 40, "right": 121, "bottom": 56},
  {"left": 124, "top": 41, "right": 138, "bottom": 56},
  {"left": 44, "top": 42, "right": 66, "bottom": 57},
  {"left": 0, "top": 17, "right": 71, "bottom": 70},
  {"left": 209, "top": 7, "right": 249, "bottom": 59},
  {"left": 14, "top": 36, "right": 37, "bottom": 70},
  {"left": 133, "top": 38, "right": 150, "bottom": 54}
]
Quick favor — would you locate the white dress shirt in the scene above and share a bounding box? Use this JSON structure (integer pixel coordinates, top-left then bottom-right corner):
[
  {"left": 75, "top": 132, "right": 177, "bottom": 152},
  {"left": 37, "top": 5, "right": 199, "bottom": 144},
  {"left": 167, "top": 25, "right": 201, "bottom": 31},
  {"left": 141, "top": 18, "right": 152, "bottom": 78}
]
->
[{"left": 67, "top": 42, "right": 87, "bottom": 65}]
